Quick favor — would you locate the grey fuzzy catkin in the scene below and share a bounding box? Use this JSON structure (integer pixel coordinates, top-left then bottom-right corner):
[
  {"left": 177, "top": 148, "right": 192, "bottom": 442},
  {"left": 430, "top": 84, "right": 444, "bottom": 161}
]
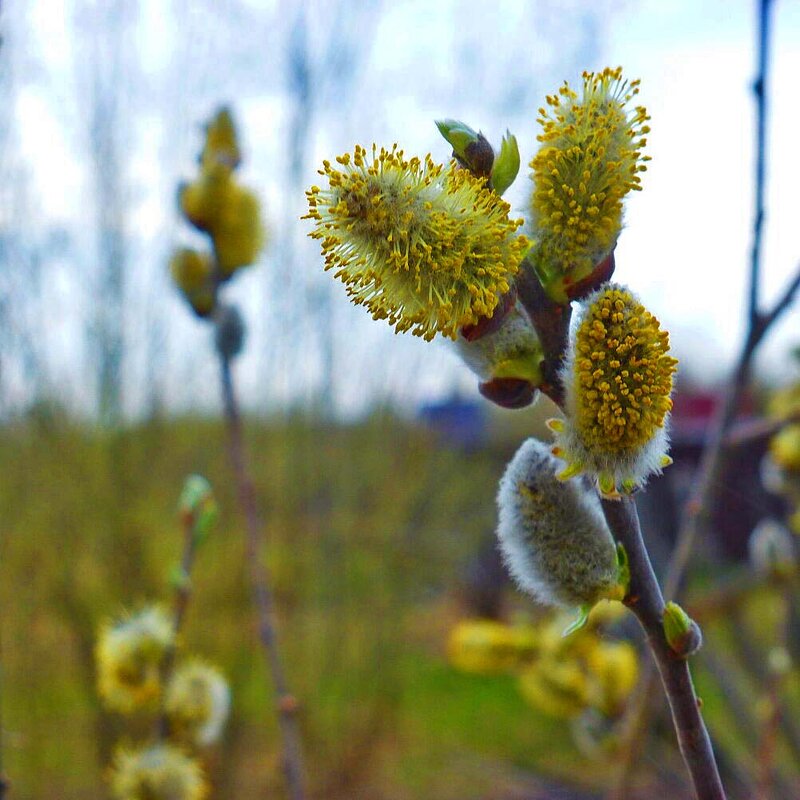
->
[{"left": 497, "top": 438, "right": 618, "bottom": 607}]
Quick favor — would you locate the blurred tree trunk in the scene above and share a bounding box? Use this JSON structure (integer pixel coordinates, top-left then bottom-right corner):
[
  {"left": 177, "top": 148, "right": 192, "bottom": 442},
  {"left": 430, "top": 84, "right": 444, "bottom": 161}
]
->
[{"left": 76, "top": 0, "right": 136, "bottom": 426}]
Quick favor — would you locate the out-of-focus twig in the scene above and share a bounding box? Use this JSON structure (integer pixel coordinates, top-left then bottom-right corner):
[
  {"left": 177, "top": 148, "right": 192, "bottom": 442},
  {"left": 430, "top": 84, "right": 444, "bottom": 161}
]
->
[
  {"left": 218, "top": 349, "right": 307, "bottom": 800},
  {"left": 686, "top": 569, "right": 797, "bottom": 622},
  {"left": 723, "top": 410, "right": 800, "bottom": 448},
  {"left": 156, "top": 509, "right": 199, "bottom": 739}
]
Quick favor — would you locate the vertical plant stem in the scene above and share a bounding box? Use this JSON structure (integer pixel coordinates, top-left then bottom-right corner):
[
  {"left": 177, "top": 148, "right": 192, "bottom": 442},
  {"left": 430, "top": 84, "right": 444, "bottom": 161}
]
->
[
  {"left": 749, "top": 0, "right": 773, "bottom": 323},
  {"left": 218, "top": 352, "right": 307, "bottom": 800},
  {"left": 601, "top": 497, "right": 726, "bottom": 800},
  {"left": 156, "top": 512, "right": 198, "bottom": 739}
]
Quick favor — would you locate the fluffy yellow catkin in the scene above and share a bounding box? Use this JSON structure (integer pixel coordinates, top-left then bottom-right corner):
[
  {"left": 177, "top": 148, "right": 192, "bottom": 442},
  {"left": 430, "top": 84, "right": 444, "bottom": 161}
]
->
[
  {"left": 169, "top": 247, "right": 215, "bottom": 317},
  {"left": 96, "top": 605, "right": 174, "bottom": 714},
  {"left": 110, "top": 743, "right": 207, "bottom": 800},
  {"left": 550, "top": 283, "right": 678, "bottom": 495},
  {"left": 529, "top": 67, "right": 650, "bottom": 299},
  {"left": 305, "top": 144, "right": 528, "bottom": 341}
]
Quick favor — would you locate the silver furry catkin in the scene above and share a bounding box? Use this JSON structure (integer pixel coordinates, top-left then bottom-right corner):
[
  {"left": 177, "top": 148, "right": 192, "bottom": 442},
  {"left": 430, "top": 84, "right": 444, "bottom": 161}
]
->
[{"left": 497, "top": 438, "right": 620, "bottom": 608}]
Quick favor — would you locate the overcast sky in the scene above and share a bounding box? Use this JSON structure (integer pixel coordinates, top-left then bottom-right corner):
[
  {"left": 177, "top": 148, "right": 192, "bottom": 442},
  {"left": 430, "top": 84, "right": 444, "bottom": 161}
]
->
[{"left": 6, "top": 0, "right": 800, "bottom": 416}]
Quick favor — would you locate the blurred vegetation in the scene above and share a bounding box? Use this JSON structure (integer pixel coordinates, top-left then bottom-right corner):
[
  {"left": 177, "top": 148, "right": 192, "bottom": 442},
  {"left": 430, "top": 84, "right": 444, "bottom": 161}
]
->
[
  {"left": 0, "top": 409, "right": 578, "bottom": 800},
  {"left": 3, "top": 408, "right": 799, "bottom": 799}
]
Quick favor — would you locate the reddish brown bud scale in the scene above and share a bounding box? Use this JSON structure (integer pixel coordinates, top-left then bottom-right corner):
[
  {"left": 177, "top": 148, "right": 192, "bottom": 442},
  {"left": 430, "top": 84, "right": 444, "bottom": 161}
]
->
[
  {"left": 479, "top": 377, "right": 537, "bottom": 409},
  {"left": 564, "top": 251, "right": 616, "bottom": 302},
  {"left": 460, "top": 288, "right": 518, "bottom": 342}
]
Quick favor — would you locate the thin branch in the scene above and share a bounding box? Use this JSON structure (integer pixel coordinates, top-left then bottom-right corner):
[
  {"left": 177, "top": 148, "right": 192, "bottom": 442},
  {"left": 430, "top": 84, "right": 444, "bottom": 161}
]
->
[
  {"left": 516, "top": 255, "right": 726, "bottom": 798},
  {"left": 749, "top": 0, "right": 774, "bottom": 323},
  {"left": 686, "top": 569, "right": 797, "bottom": 623},
  {"left": 722, "top": 409, "right": 800, "bottom": 448},
  {"left": 601, "top": 498, "right": 726, "bottom": 800},
  {"left": 515, "top": 260, "right": 571, "bottom": 407},
  {"left": 218, "top": 350, "right": 307, "bottom": 800},
  {"left": 155, "top": 511, "right": 198, "bottom": 739}
]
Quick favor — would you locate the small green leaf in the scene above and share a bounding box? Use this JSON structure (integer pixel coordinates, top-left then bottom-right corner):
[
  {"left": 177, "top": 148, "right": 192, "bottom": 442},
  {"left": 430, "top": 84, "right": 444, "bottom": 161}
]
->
[
  {"left": 435, "top": 118, "right": 480, "bottom": 160},
  {"left": 490, "top": 131, "right": 520, "bottom": 195},
  {"left": 179, "top": 474, "right": 218, "bottom": 544},
  {"left": 616, "top": 543, "right": 630, "bottom": 594},
  {"left": 562, "top": 605, "right": 591, "bottom": 637},
  {"left": 169, "top": 563, "right": 191, "bottom": 592}
]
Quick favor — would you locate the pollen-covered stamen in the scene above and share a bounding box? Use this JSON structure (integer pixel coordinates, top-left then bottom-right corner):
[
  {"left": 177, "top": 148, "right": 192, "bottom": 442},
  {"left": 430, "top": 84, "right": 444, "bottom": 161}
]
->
[
  {"left": 304, "top": 144, "right": 528, "bottom": 341},
  {"left": 553, "top": 283, "right": 677, "bottom": 495},
  {"left": 573, "top": 287, "right": 677, "bottom": 454},
  {"left": 529, "top": 67, "right": 650, "bottom": 289}
]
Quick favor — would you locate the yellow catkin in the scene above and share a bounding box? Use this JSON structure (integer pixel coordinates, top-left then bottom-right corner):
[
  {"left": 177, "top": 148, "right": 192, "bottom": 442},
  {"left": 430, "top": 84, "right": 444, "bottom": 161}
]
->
[
  {"left": 530, "top": 67, "right": 649, "bottom": 286},
  {"left": 518, "top": 656, "right": 590, "bottom": 719},
  {"left": 202, "top": 107, "right": 241, "bottom": 170},
  {"left": 110, "top": 744, "right": 208, "bottom": 800},
  {"left": 212, "top": 183, "right": 264, "bottom": 274},
  {"left": 304, "top": 144, "right": 528, "bottom": 341},
  {"left": 165, "top": 660, "right": 230, "bottom": 746},
  {"left": 95, "top": 606, "right": 174, "bottom": 714},
  {"left": 551, "top": 284, "right": 677, "bottom": 494},
  {"left": 770, "top": 423, "right": 800, "bottom": 472},
  {"left": 447, "top": 619, "right": 538, "bottom": 675},
  {"left": 573, "top": 286, "right": 676, "bottom": 454}
]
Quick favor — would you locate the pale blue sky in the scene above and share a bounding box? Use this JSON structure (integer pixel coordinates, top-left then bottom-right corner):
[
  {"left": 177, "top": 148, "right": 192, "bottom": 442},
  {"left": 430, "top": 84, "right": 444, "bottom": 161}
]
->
[{"left": 6, "top": 0, "right": 800, "bottom": 415}]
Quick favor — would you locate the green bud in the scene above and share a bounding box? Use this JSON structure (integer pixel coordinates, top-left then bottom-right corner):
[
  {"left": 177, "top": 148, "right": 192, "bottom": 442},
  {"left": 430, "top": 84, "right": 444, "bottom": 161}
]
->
[
  {"left": 490, "top": 131, "right": 520, "bottom": 196},
  {"left": 435, "top": 118, "right": 494, "bottom": 177},
  {"left": 169, "top": 563, "right": 191, "bottom": 592},
  {"left": 562, "top": 605, "right": 591, "bottom": 637},
  {"left": 179, "top": 475, "right": 218, "bottom": 543},
  {"left": 663, "top": 601, "right": 702, "bottom": 658},
  {"left": 615, "top": 544, "right": 630, "bottom": 598},
  {"left": 435, "top": 118, "right": 480, "bottom": 160}
]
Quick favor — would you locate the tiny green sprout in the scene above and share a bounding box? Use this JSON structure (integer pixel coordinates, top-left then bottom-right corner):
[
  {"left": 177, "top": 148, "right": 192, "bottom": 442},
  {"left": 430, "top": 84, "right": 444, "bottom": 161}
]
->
[
  {"left": 170, "top": 563, "right": 191, "bottom": 593},
  {"left": 179, "top": 475, "right": 218, "bottom": 544},
  {"left": 562, "top": 604, "right": 591, "bottom": 637},
  {"left": 663, "top": 601, "right": 703, "bottom": 658},
  {"left": 490, "top": 131, "right": 520, "bottom": 196},
  {"left": 435, "top": 118, "right": 480, "bottom": 160},
  {"left": 435, "top": 118, "right": 494, "bottom": 177},
  {"left": 615, "top": 544, "right": 630, "bottom": 599}
]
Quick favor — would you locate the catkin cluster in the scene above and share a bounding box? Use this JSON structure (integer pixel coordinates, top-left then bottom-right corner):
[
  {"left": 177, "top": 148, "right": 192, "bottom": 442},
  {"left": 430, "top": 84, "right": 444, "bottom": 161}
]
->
[
  {"left": 447, "top": 607, "right": 639, "bottom": 748},
  {"left": 96, "top": 477, "right": 229, "bottom": 800},
  {"left": 171, "top": 108, "right": 263, "bottom": 319},
  {"left": 305, "top": 70, "right": 679, "bottom": 651}
]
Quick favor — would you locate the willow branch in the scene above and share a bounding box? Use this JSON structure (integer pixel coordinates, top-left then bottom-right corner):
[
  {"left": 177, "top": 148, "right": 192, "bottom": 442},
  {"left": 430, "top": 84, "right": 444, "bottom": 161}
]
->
[
  {"left": 516, "top": 259, "right": 726, "bottom": 799},
  {"left": 156, "top": 511, "right": 198, "bottom": 739},
  {"left": 218, "top": 350, "right": 307, "bottom": 800},
  {"left": 601, "top": 498, "right": 726, "bottom": 800},
  {"left": 749, "top": 0, "right": 773, "bottom": 323},
  {"left": 723, "top": 409, "right": 800, "bottom": 448}
]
